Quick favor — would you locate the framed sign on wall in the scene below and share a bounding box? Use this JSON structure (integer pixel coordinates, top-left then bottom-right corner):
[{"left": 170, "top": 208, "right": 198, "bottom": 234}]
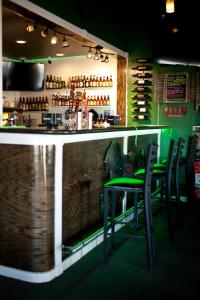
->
[{"left": 164, "top": 73, "right": 188, "bottom": 103}]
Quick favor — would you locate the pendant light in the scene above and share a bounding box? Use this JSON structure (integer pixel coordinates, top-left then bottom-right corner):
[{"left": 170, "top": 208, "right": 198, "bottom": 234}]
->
[{"left": 166, "top": 0, "right": 175, "bottom": 13}]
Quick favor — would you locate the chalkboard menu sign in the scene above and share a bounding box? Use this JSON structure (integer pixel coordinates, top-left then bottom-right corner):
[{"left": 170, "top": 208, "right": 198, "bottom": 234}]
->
[{"left": 165, "top": 73, "right": 188, "bottom": 103}]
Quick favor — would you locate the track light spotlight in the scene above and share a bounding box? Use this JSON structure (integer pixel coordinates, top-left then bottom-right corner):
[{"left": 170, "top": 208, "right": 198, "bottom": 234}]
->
[
  {"left": 51, "top": 33, "right": 57, "bottom": 44},
  {"left": 87, "top": 47, "right": 92, "bottom": 59},
  {"left": 104, "top": 54, "right": 109, "bottom": 63},
  {"left": 40, "top": 28, "right": 48, "bottom": 38},
  {"left": 62, "top": 35, "right": 69, "bottom": 47},
  {"left": 94, "top": 50, "right": 100, "bottom": 60},
  {"left": 26, "top": 24, "right": 35, "bottom": 32},
  {"left": 82, "top": 44, "right": 113, "bottom": 63},
  {"left": 100, "top": 53, "right": 105, "bottom": 62}
]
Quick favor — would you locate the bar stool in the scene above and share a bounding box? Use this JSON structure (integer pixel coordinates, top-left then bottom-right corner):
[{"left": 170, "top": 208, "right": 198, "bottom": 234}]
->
[
  {"left": 153, "top": 137, "right": 185, "bottom": 205},
  {"left": 102, "top": 143, "right": 158, "bottom": 270},
  {"left": 134, "top": 139, "right": 178, "bottom": 241},
  {"left": 179, "top": 135, "right": 198, "bottom": 203}
]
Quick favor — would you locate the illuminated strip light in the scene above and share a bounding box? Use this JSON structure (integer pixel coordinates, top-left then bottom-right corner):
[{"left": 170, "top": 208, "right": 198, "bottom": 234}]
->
[{"left": 2, "top": 55, "right": 86, "bottom": 63}]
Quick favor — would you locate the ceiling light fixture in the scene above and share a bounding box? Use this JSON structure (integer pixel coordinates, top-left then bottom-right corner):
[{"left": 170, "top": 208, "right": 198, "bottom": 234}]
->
[
  {"left": 166, "top": 0, "right": 175, "bottom": 13},
  {"left": 16, "top": 40, "right": 27, "bottom": 44},
  {"left": 56, "top": 53, "right": 65, "bottom": 56}
]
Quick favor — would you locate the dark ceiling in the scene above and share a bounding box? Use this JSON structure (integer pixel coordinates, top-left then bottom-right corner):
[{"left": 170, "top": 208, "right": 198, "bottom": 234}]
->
[{"left": 2, "top": 0, "right": 200, "bottom": 65}]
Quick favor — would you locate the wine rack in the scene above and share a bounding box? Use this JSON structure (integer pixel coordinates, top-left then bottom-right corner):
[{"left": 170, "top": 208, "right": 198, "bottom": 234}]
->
[{"left": 131, "top": 58, "right": 153, "bottom": 121}]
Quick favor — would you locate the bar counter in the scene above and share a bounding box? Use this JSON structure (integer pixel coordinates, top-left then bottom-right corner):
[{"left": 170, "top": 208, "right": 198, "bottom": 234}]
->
[{"left": 0, "top": 125, "right": 169, "bottom": 282}]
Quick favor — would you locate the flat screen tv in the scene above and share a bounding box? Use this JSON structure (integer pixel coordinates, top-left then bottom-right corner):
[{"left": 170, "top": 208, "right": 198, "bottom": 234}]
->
[{"left": 3, "top": 61, "right": 44, "bottom": 91}]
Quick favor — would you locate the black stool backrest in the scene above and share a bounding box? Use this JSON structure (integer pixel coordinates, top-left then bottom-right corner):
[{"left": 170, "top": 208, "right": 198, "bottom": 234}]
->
[
  {"left": 144, "top": 143, "right": 158, "bottom": 191},
  {"left": 104, "top": 140, "right": 125, "bottom": 178},
  {"left": 186, "top": 135, "right": 198, "bottom": 178},
  {"left": 175, "top": 137, "right": 185, "bottom": 171},
  {"left": 166, "top": 139, "right": 177, "bottom": 180}
]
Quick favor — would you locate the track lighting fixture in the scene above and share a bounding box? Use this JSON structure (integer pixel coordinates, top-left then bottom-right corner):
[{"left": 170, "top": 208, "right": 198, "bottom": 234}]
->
[
  {"left": 25, "top": 20, "right": 73, "bottom": 48},
  {"left": 82, "top": 44, "right": 114, "bottom": 63}
]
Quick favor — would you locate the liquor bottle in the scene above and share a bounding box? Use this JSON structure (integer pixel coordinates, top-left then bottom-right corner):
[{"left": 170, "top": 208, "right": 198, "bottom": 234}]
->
[
  {"left": 109, "top": 75, "right": 113, "bottom": 87},
  {"left": 44, "top": 97, "right": 49, "bottom": 111},
  {"left": 18, "top": 97, "right": 23, "bottom": 109},
  {"left": 45, "top": 75, "right": 49, "bottom": 89},
  {"left": 49, "top": 75, "right": 53, "bottom": 89}
]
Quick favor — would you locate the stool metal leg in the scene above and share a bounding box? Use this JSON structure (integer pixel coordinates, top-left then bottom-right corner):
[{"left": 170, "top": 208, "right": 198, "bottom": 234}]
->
[
  {"left": 103, "top": 188, "right": 109, "bottom": 264},
  {"left": 144, "top": 190, "right": 154, "bottom": 270}
]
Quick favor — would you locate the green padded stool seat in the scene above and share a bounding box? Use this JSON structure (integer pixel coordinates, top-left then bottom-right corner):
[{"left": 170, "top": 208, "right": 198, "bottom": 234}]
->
[
  {"left": 104, "top": 177, "right": 144, "bottom": 187},
  {"left": 102, "top": 143, "right": 158, "bottom": 270}
]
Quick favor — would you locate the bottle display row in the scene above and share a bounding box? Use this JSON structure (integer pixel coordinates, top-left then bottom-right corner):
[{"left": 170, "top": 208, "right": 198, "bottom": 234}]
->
[
  {"left": 131, "top": 58, "right": 153, "bottom": 121},
  {"left": 18, "top": 96, "right": 49, "bottom": 112},
  {"left": 17, "top": 91, "right": 111, "bottom": 112},
  {"left": 45, "top": 74, "right": 113, "bottom": 90},
  {"left": 51, "top": 93, "right": 110, "bottom": 107}
]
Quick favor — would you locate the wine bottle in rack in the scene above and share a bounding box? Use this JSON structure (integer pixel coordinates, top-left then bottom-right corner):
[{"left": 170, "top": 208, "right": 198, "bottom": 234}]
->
[
  {"left": 132, "top": 72, "right": 152, "bottom": 78},
  {"left": 133, "top": 107, "right": 148, "bottom": 113},
  {"left": 132, "top": 79, "right": 152, "bottom": 85},
  {"left": 132, "top": 94, "right": 151, "bottom": 100},
  {"left": 133, "top": 100, "right": 151, "bottom": 107},
  {"left": 131, "top": 86, "right": 151, "bottom": 92},
  {"left": 132, "top": 114, "right": 149, "bottom": 120},
  {"left": 131, "top": 65, "right": 152, "bottom": 71}
]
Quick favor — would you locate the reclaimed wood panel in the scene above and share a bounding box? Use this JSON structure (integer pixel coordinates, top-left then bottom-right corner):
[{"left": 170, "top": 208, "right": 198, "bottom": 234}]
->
[
  {"left": 62, "top": 138, "right": 123, "bottom": 245},
  {"left": 0, "top": 145, "right": 55, "bottom": 272},
  {"left": 117, "top": 57, "right": 127, "bottom": 125}
]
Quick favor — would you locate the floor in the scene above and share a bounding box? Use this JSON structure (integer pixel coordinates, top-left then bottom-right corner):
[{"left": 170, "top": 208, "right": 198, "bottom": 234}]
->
[{"left": 1, "top": 200, "right": 200, "bottom": 300}]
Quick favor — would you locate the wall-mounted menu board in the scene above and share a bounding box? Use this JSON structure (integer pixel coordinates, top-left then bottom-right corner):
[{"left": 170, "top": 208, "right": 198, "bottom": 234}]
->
[{"left": 165, "top": 73, "right": 188, "bottom": 103}]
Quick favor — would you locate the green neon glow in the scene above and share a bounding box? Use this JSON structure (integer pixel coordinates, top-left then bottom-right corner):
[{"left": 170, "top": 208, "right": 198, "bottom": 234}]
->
[
  {"left": 2, "top": 55, "right": 86, "bottom": 63},
  {"left": 161, "top": 127, "right": 173, "bottom": 136},
  {"left": 63, "top": 199, "right": 145, "bottom": 253}
]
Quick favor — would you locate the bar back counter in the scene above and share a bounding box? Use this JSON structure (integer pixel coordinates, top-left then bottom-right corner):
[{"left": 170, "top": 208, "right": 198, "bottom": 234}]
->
[{"left": 0, "top": 125, "right": 169, "bottom": 282}]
